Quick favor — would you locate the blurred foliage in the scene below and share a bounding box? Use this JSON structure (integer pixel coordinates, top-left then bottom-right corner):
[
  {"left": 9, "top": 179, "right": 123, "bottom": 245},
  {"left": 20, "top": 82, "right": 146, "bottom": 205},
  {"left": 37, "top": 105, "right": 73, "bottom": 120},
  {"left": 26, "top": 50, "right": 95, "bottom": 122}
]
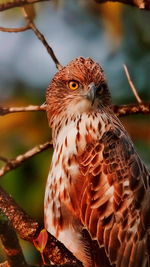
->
[{"left": 0, "top": 0, "right": 150, "bottom": 264}]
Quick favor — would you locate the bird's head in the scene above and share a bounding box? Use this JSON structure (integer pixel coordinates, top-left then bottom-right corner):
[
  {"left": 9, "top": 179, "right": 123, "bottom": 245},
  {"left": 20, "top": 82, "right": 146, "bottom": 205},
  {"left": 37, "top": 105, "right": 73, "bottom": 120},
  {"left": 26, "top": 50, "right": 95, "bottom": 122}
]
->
[{"left": 46, "top": 57, "right": 112, "bottom": 127}]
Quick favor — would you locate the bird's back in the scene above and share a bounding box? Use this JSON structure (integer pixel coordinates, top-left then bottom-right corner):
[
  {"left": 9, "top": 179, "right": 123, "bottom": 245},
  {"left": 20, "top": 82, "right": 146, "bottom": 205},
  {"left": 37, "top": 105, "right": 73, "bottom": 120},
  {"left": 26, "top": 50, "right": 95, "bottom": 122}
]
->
[{"left": 77, "top": 114, "right": 150, "bottom": 267}]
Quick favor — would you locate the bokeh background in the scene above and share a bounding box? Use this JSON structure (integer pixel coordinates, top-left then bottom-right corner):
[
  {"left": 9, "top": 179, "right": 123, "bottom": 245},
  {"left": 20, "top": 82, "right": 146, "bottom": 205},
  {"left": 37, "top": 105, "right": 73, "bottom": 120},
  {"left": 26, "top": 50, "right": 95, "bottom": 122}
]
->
[{"left": 0, "top": 0, "right": 150, "bottom": 264}]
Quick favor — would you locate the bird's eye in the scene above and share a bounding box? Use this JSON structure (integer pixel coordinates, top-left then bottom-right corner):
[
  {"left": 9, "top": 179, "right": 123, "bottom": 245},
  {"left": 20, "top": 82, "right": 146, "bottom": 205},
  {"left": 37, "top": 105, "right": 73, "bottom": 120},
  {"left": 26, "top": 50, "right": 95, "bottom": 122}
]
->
[{"left": 68, "top": 81, "right": 79, "bottom": 90}]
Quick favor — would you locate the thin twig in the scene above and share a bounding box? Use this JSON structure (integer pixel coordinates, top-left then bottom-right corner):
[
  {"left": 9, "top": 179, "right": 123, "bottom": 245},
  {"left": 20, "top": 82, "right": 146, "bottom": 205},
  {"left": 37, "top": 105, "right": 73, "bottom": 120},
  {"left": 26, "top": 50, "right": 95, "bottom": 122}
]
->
[
  {"left": 0, "top": 25, "right": 30, "bottom": 33},
  {"left": 0, "top": 220, "right": 28, "bottom": 267},
  {"left": 0, "top": 104, "right": 46, "bottom": 116},
  {"left": 23, "top": 8, "right": 62, "bottom": 70},
  {"left": 0, "top": 7, "right": 63, "bottom": 70},
  {"left": 0, "top": 186, "right": 82, "bottom": 266},
  {"left": 0, "top": 141, "right": 52, "bottom": 177},
  {"left": 123, "top": 64, "right": 142, "bottom": 104},
  {"left": 0, "top": 0, "right": 50, "bottom": 12}
]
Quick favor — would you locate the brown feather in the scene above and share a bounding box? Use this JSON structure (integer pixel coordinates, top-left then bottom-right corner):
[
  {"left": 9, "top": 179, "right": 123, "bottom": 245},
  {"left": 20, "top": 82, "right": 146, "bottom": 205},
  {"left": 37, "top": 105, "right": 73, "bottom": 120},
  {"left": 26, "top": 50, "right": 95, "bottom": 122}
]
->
[{"left": 45, "top": 57, "right": 150, "bottom": 267}]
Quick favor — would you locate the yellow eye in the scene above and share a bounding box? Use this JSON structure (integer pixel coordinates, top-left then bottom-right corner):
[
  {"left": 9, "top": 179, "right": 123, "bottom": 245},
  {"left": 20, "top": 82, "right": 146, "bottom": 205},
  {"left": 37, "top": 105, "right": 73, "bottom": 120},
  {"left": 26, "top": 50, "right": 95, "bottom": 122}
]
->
[{"left": 68, "top": 81, "right": 79, "bottom": 90}]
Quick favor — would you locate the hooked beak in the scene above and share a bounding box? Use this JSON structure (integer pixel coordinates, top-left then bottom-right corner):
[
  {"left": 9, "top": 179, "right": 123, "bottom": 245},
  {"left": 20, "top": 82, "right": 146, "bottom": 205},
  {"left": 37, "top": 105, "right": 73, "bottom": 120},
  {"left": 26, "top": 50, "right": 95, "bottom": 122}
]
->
[{"left": 86, "top": 82, "right": 97, "bottom": 105}]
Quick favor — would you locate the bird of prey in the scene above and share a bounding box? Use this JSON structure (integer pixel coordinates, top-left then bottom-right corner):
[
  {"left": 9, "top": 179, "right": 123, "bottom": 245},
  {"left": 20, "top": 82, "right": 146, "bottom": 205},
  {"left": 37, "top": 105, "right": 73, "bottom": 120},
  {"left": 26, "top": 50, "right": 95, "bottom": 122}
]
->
[{"left": 44, "top": 57, "right": 150, "bottom": 267}]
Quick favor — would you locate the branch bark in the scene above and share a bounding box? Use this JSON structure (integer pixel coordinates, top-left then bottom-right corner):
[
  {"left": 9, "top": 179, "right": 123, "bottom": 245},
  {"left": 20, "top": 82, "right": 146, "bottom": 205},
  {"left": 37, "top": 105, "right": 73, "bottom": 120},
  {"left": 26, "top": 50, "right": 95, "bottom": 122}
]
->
[
  {"left": 0, "top": 220, "right": 28, "bottom": 267},
  {"left": 0, "top": 186, "right": 82, "bottom": 266},
  {"left": 113, "top": 102, "right": 150, "bottom": 116}
]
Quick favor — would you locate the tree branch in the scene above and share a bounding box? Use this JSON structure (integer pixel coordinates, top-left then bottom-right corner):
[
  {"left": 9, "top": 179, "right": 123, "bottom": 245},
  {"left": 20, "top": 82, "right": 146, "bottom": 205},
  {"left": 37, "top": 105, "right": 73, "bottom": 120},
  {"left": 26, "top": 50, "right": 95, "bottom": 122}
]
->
[
  {"left": 23, "top": 8, "right": 63, "bottom": 70},
  {"left": 123, "top": 64, "right": 142, "bottom": 104},
  {"left": 0, "top": 0, "right": 150, "bottom": 11},
  {"left": 95, "top": 0, "right": 150, "bottom": 10},
  {"left": 0, "top": 25, "right": 30, "bottom": 33},
  {"left": 0, "top": 186, "right": 82, "bottom": 266},
  {"left": 0, "top": 0, "right": 51, "bottom": 12},
  {"left": 0, "top": 105, "right": 46, "bottom": 116},
  {"left": 113, "top": 102, "right": 150, "bottom": 116},
  {"left": 0, "top": 8, "right": 62, "bottom": 71},
  {"left": 0, "top": 187, "right": 40, "bottom": 241},
  {"left": 1, "top": 103, "right": 150, "bottom": 117},
  {"left": 0, "top": 220, "right": 28, "bottom": 267},
  {"left": 0, "top": 141, "right": 52, "bottom": 177}
]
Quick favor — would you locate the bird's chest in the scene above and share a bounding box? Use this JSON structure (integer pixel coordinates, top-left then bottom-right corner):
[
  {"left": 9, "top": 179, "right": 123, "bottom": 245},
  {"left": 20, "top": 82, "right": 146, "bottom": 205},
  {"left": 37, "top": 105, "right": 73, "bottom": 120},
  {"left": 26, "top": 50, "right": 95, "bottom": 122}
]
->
[
  {"left": 44, "top": 114, "right": 106, "bottom": 235},
  {"left": 51, "top": 115, "right": 104, "bottom": 188}
]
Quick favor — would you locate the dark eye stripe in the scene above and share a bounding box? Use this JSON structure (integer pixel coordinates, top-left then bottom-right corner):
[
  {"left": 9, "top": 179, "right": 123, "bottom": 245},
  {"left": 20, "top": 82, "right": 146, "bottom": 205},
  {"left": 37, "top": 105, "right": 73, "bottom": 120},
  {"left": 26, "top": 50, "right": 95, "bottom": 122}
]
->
[{"left": 97, "top": 82, "right": 107, "bottom": 94}]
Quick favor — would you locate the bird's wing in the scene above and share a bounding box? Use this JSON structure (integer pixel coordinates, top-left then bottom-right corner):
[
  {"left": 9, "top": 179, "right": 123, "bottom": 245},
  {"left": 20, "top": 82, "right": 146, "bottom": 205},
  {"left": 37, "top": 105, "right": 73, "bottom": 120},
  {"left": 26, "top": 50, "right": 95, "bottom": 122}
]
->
[{"left": 77, "top": 127, "right": 150, "bottom": 267}]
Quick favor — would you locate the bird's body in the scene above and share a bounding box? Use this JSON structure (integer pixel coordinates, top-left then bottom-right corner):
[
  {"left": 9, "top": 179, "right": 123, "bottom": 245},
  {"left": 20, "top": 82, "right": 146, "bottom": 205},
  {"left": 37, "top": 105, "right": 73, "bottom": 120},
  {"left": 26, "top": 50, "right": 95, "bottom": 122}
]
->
[{"left": 44, "top": 57, "right": 150, "bottom": 267}]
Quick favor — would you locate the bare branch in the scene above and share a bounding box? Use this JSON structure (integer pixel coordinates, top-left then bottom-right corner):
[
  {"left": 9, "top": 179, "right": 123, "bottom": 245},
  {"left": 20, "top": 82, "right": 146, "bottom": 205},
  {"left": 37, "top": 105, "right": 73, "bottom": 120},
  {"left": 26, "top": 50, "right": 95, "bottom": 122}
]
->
[
  {"left": 0, "top": 104, "right": 46, "bottom": 116},
  {"left": 1, "top": 103, "right": 150, "bottom": 117},
  {"left": 0, "top": 0, "right": 51, "bottom": 12},
  {"left": 23, "top": 8, "right": 63, "bottom": 70},
  {"left": 0, "top": 186, "right": 82, "bottom": 266},
  {"left": 0, "top": 141, "right": 52, "bottom": 177},
  {"left": 0, "top": 0, "right": 149, "bottom": 11},
  {"left": 0, "top": 25, "right": 30, "bottom": 33},
  {"left": 0, "top": 7, "right": 62, "bottom": 70},
  {"left": 95, "top": 0, "right": 150, "bottom": 10},
  {"left": 113, "top": 102, "right": 150, "bottom": 116},
  {"left": 123, "top": 64, "right": 142, "bottom": 104},
  {"left": 0, "top": 220, "right": 28, "bottom": 267}
]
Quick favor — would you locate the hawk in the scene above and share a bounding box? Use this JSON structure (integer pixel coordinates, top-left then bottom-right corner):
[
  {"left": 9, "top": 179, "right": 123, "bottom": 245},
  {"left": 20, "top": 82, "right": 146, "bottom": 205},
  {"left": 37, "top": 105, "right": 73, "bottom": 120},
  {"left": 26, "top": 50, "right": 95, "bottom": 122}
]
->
[{"left": 44, "top": 57, "right": 150, "bottom": 267}]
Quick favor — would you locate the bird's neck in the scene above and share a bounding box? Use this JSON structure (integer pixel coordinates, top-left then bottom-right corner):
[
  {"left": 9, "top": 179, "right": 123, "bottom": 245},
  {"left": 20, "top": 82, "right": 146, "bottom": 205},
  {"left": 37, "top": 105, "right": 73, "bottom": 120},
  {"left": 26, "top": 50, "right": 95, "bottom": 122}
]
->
[{"left": 51, "top": 111, "right": 111, "bottom": 150}]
